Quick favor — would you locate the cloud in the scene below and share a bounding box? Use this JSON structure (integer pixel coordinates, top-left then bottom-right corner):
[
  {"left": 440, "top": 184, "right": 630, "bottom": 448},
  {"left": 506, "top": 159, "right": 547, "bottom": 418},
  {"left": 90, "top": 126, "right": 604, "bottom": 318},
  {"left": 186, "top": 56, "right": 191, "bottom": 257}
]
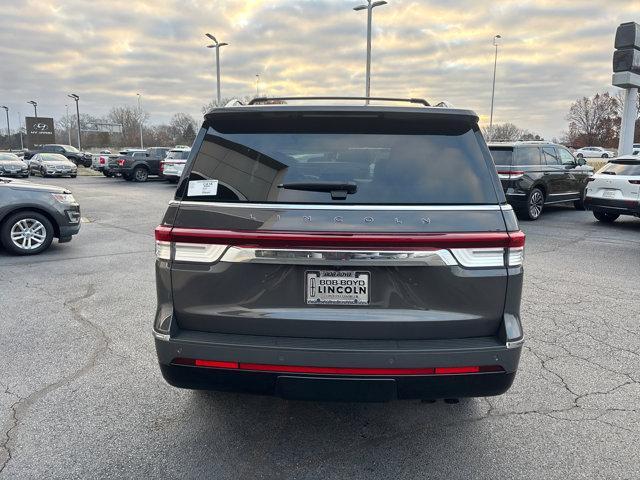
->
[{"left": 0, "top": 0, "right": 636, "bottom": 140}]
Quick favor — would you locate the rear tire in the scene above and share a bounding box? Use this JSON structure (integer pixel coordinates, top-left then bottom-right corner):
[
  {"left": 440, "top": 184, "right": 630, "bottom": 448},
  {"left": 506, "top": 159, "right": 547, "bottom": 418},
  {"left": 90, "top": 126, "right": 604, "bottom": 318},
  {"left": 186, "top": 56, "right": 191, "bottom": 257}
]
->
[
  {"left": 0, "top": 211, "right": 54, "bottom": 255},
  {"left": 133, "top": 167, "right": 148, "bottom": 182},
  {"left": 576, "top": 153, "right": 584, "bottom": 158},
  {"left": 601, "top": 153, "right": 608, "bottom": 159},
  {"left": 518, "top": 187, "right": 544, "bottom": 221},
  {"left": 593, "top": 210, "right": 619, "bottom": 223}
]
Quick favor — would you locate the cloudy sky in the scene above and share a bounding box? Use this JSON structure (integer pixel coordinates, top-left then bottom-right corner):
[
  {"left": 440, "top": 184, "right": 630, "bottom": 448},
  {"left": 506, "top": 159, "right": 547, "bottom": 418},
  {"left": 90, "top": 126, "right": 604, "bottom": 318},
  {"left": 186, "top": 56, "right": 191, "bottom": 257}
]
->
[{"left": 0, "top": 0, "right": 637, "bottom": 139}]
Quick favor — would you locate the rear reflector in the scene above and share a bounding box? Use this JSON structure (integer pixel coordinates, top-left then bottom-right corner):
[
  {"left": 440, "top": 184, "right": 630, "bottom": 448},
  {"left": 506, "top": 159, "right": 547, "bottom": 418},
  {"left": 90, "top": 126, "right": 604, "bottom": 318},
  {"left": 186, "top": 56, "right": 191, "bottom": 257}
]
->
[{"left": 172, "top": 358, "right": 504, "bottom": 376}]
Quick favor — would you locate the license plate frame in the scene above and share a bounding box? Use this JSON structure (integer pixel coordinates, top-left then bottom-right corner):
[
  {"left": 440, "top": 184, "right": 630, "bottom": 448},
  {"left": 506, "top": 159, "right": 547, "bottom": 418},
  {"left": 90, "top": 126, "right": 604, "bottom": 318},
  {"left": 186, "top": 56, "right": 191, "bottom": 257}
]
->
[
  {"left": 305, "top": 270, "right": 370, "bottom": 306},
  {"left": 602, "top": 189, "right": 616, "bottom": 199}
]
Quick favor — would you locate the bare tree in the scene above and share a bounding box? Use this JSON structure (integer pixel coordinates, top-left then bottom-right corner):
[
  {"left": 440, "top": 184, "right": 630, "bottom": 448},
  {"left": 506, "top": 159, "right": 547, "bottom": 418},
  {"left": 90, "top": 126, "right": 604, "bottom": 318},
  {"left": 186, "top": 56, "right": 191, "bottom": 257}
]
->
[
  {"left": 108, "top": 105, "right": 149, "bottom": 147},
  {"left": 564, "top": 92, "right": 620, "bottom": 148},
  {"left": 169, "top": 113, "right": 198, "bottom": 145}
]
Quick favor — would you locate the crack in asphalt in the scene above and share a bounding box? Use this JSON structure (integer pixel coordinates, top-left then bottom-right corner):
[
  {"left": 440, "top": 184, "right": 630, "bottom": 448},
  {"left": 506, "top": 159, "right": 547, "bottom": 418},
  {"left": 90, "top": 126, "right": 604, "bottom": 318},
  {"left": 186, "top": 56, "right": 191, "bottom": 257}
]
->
[{"left": 0, "top": 285, "right": 109, "bottom": 474}]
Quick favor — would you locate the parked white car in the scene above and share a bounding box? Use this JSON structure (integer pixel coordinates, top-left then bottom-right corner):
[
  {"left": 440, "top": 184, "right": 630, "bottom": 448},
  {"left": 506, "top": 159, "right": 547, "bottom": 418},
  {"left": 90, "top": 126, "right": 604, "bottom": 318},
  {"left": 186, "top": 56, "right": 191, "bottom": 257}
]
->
[
  {"left": 574, "top": 146, "right": 616, "bottom": 159},
  {"left": 160, "top": 147, "right": 191, "bottom": 183},
  {"left": 584, "top": 155, "right": 640, "bottom": 223}
]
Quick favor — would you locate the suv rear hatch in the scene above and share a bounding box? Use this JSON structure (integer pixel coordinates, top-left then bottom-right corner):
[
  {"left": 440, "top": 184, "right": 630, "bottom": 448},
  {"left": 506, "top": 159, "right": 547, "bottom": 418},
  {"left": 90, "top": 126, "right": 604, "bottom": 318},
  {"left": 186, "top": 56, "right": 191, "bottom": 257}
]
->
[{"left": 160, "top": 107, "right": 519, "bottom": 340}]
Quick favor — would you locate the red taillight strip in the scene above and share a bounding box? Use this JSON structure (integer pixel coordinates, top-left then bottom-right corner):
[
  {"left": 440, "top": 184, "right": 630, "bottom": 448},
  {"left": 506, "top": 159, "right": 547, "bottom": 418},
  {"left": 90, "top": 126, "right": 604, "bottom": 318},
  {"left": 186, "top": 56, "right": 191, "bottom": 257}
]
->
[
  {"left": 155, "top": 226, "right": 525, "bottom": 249},
  {"left": 172, "top": 358, "right": 504, "bottom": 376}
]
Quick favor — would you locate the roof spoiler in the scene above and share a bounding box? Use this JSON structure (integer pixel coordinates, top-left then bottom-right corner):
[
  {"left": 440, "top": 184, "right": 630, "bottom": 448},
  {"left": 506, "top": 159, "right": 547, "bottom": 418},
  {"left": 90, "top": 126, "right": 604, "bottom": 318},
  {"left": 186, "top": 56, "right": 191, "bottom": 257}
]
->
[{"left": 247, "top": 96, "right": 431, "bottom": 107}]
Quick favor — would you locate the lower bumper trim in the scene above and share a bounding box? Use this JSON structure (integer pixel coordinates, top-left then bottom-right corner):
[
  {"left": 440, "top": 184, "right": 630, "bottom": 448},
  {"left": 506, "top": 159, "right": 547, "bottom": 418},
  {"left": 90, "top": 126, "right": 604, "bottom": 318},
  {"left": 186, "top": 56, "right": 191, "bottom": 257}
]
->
[{"left": 159, "top": 363, "right": 516, "bottom": 401}]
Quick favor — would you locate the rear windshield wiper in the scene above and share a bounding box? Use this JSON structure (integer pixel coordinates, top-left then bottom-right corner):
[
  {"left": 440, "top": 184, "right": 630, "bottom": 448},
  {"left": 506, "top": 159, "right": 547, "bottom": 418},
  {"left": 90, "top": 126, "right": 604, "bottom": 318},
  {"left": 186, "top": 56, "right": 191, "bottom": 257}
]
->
[{"left": 278, "top": 181, "right": 357, "bottom": 200}]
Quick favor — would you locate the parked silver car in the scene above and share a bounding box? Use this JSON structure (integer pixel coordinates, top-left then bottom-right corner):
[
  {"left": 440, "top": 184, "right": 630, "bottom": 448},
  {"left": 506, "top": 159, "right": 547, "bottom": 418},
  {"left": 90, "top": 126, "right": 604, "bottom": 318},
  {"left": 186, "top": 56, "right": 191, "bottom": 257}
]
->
[
  {"left": 29, "top": 153, "right": 78, "bottom": 178},
  {"left": 0, "top": 153, "right": 29, "bottom": 178}
]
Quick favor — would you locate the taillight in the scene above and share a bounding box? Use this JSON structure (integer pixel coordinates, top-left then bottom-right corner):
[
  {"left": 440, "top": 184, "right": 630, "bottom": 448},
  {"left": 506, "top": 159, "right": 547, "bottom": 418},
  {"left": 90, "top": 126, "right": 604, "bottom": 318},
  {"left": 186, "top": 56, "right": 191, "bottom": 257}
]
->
[
  {"left": 586, "top": 177, "right": 595, "bottom": 182},
  {"left": 99, "top": 156, "right": 106, "bottom": 164},
  {"left": 497, "top": 170, "right": 525, "bottom": 180},
  {"left": 154, "top": 226, "right": 525, "bottom": 267},
  {"left": 159, "top": 161, "right": 164, "bottom": 173},
  {"left": 117, "top": 158, "right": 125, "bottom": 166},
  {"left": 629, "top": 180, "right": 640, "bottom": 185}
]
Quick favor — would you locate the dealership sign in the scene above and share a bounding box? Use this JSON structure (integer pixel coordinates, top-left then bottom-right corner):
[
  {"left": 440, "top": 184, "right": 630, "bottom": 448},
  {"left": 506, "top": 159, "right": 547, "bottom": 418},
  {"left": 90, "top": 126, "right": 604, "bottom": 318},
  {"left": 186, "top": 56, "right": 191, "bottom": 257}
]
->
[{"left": 25, "top": 116, "right": 56, "bottom": 149}]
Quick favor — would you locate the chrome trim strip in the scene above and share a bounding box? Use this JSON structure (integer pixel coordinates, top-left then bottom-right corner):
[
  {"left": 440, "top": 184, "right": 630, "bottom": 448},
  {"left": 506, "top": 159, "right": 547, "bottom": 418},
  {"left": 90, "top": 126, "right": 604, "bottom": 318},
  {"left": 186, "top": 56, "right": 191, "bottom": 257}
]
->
[
  {"left": 544, "top": 198, "right": 580, "bottom": 205},
  {"left": 220, "top": 247, "right": 458, "bottom": 266},
  {"left": 152, "top": 330, "right": 170, "bottom": 342},
  {"left": 169, "top": 200, "right": 503, "bottom": 211},
  {"left": 548, "top": 192, "right": 580, "bottom": 196},
  {"left": 506, "top": 338, "right": 524, "bottom": 349}
]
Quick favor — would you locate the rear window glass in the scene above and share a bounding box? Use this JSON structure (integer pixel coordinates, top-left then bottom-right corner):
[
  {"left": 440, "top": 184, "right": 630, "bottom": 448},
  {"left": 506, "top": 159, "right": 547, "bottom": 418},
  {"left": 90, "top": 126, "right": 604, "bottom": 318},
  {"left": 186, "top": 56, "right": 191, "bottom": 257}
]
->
[
  {"left": 516, "top": 147, "right": 542, "bottom": 165},
  {"left": 488, "top": 148, "right": 513, "bottom": 165},
  {"left": 181, "top": 113, "right": 498, "bottom": 205},
  {"left": 166, "top": 150, "right": 190, "bottom": 160},
  {"left": 599, "top": 162, "right": 640, "bottom": 175}
]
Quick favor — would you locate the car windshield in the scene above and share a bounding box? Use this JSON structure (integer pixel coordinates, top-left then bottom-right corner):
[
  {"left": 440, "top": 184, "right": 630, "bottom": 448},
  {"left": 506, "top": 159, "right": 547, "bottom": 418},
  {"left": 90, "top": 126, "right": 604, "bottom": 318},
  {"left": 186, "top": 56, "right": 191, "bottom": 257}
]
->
[
  {"left": 166, "top": 150, "right": 190, "bottom": 160},
  {"left": 41, "top": 154, "right": 69, "bottom": 162},
  {"left": 599, "top": 161, "right": 640, "bottom": 176},
  {"left": 0, "top": 153, "right": 20, "bottom": 161},
  {"left": 59, "top": 145, "right": 79, "bottom": 152},
  {"left": 182, "top": 113, "right": 498, "bottom": 205}
]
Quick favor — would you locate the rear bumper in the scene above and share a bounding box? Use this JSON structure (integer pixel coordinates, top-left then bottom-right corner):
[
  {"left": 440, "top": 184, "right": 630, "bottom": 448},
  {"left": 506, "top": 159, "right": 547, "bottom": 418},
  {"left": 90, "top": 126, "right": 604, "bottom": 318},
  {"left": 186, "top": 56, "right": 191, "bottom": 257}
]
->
[
  {"left": 585, "top": 196, "right": 640, "bottom": 215},
  {"left": 154, "top": 329, "right": 522, "bottom": 401}
]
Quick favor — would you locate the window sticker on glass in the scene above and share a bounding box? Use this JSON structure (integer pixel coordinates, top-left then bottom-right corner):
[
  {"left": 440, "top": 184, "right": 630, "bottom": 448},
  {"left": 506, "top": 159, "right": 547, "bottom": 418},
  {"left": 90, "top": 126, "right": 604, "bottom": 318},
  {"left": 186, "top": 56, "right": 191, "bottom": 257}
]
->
[{"left": 188, "top": 179, "right": 218, "bottom": 197}]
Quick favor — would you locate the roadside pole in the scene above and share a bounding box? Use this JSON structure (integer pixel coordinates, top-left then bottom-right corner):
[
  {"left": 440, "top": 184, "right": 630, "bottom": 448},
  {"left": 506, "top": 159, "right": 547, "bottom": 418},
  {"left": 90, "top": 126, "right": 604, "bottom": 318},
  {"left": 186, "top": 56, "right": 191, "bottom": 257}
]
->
[{"left": 613, "top": 22, "right": 639, "bottom": 155}]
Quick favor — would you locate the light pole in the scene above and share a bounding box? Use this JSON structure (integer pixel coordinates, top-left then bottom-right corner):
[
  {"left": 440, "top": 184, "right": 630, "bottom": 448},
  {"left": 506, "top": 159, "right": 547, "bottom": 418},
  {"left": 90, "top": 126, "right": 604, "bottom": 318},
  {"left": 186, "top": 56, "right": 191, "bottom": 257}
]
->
[
  {"left": 137, "top": 93, "right": 144, "bottom": 149},
  {"left": 27, "top": 100, "right": 38, "bottom": 118},
  {"left": 65, "top": 104, "right": 72, "bottom": 144},
  {"left": 489, "top": 34, "right": 502, "bottom": 141},
  {"left": 205, "top": 33, "right": 229, "bottom": 106},
  {"left": 256, "top": 74, "right": 260, "bottom": 97},
  {"left": 68, "top": 94, "right": 81, "bottom": 150},
  {"left": 354, "top": 0, "right": 387, "bottom": 104},
  {"left": 1, "top": 106, "right": 10, "bottom": 151},
  {"left": 17, "top": 112, "right": 23, "bottom": 150}
]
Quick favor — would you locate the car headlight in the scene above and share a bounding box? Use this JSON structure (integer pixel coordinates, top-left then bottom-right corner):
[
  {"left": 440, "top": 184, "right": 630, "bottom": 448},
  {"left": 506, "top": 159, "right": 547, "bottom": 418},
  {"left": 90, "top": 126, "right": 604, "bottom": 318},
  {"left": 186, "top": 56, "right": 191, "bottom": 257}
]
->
[{"left": 51, "top": 193, "right": 76, "bottom": 203}]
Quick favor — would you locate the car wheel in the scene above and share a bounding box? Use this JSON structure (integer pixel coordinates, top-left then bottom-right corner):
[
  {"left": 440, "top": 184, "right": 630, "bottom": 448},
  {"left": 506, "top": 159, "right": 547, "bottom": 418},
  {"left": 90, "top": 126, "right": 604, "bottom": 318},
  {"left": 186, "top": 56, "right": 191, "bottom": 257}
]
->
[
  {"left": 0, "top": 211, "right": 54, "bottom": 255},
  {"left": 133, "top": 167, "right": 149, "bottom": 182},
  {"left": 593, "top": 210, "right": 619, "bottom": 223},
  {"left": 122, "top": 173, "right": 132, "bottom": 181},
  {"left": 601, "top": 153, "right": 609, "bottom": 158},
  {"left": 576, "top": 153, "right": 584, "bottom": 158},
  {"left": 70, "top": 174, "right": 77, "bottom": 178},
  {"left": 40, "top": 167, "right": 48, "bottom": 177},
  {"left": 519, "top": 187, "right": 545, "bottom": 221}
]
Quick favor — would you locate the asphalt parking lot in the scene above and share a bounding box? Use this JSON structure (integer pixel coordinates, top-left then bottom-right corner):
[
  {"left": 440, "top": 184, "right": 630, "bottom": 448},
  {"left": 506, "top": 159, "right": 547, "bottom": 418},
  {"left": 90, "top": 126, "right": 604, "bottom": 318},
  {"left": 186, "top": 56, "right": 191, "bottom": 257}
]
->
[{"left": 1, "top": 176, "right": 639, "bottom": 479}]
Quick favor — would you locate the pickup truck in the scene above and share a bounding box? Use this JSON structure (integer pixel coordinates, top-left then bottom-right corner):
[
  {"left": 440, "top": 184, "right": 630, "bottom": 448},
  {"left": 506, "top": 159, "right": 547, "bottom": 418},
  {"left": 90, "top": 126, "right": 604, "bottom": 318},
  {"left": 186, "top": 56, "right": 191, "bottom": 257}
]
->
[
  {"left": 106, "top": 147, "right": 170, "bottom": 182},
  {"left": 24, "top": 144, "right": 93, "bottom": 167}
]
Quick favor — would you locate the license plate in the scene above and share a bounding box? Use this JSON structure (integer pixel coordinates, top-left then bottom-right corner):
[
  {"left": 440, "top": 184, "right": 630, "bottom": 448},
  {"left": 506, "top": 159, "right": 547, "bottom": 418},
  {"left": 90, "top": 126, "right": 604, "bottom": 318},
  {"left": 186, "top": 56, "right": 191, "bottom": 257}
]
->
[
  {"left": 306, "top": 270, "right": 370, "bottom": 305},
  {"left": 602, "top": 189, "right": 616, "bottom": 199}
]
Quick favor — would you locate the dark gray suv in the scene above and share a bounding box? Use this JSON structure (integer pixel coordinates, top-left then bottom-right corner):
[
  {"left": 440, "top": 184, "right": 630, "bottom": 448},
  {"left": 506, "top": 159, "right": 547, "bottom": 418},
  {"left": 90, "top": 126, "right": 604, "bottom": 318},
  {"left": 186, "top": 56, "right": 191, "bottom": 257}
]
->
[{"left": 153, "top": 97, "right": 525, "bottom": 402}]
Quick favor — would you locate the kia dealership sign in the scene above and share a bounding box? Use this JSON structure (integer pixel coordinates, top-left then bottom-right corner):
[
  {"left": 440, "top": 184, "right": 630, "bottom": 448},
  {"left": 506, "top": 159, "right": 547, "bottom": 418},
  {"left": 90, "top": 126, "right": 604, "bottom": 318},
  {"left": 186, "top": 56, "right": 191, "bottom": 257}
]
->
[{"left": 25, "top": 116, "right": 55, "bottom": 149}]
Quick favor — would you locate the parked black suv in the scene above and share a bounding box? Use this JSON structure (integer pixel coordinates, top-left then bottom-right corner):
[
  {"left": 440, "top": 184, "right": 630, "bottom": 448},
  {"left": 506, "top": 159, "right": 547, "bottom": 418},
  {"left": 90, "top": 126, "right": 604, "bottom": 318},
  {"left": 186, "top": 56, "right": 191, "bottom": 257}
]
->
[
  {"left": 108, "top": 147, "right": 170, "bottom": 182},
  {"left": 489, "top": 141, "right": 594, "bottom": 220},
  {"left": 153, "top": 97, "right": 525, "bottom": 402},
  {"left": 24, "top": 144, "right": 92, "bottom": 167}
]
